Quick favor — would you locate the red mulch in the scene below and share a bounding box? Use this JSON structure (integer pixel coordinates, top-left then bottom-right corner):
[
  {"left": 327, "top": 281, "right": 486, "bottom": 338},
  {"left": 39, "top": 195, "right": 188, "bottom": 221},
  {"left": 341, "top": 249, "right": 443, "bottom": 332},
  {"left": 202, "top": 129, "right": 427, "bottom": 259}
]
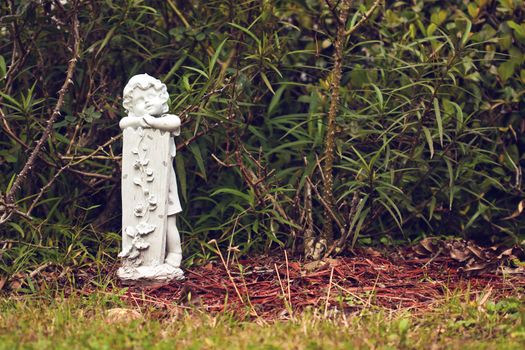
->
[{"left": 119, "top": 247, "right": 525, "bottom": 319}]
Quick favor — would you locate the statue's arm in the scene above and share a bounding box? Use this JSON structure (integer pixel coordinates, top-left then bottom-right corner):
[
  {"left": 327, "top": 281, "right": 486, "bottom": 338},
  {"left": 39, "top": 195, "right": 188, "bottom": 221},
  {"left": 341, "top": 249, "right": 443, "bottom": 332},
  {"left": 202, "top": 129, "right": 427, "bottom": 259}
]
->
[
  {"left": 119, "top": 117, "right": 147, "bottom": 130},
  {"left": 143, "top": 114, "right": 181, "bottom": 133}
]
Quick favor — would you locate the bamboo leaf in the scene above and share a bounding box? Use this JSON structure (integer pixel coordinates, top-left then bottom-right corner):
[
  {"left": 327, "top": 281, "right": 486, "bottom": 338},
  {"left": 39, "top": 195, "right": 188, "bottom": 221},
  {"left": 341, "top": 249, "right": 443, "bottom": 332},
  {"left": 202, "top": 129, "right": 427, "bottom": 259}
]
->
[
  {"left": 164, "top": 55, "right": 187, "bottom": 82},
  {"left": 0, "top": 55, "right": 5, "bottom": 79},
  {"left": 267, "top": 85, "right": 286, "bottom": 116},
  {"left": 96, "top": 26, "right": 116, "bottom": 57},
  {"left": 208, "top": 38, "right": 228, "bottom": 76},
  {"left": 228, "top": 22, "right": 261, "bottom": 48},
  {"left": 175, "top": 154, "right": 187, "bottom": 202},
  {"left": 189, "top": 143, "right": 207, "bottom": 181},
  {"left": 211, "top": 188, "right": 252, "bottom": 204},
  {"left": 461, "top": 18, "right": 472, "bottom": 46},
  {"left": 351, "top": 207, "right": 370, "bottom": 249},
  {"left": 182, "top": 66, "right": 209, "bottom": 79},
  {"left": 371, "top": 84, "right": 383, "bottom": 111},
  {"left": 433, "top": 98, "right": 443, "bottom": 147},
  {"left": 260, "top": 72, "right": 275, "bottom": 94},
  {"left": 422, "top": 126, "right": 434, "bottom": 158}
]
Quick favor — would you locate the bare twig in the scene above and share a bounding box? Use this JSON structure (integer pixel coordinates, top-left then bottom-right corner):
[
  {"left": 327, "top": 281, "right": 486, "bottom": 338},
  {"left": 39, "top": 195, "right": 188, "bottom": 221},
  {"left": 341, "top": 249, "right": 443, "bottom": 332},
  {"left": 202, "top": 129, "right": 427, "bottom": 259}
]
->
[
  {"left": 324, "top": 267, "right": 335, "bottom": 318},
  {"left": 0, "top": 240, "right": 55, "bottom": 249},
  {"left": 327, "top": 191, "right": 360, "bottom": 256},
  {"left": 284, "top": 250, "right": 293, "bottom": 314},
  {"left": 177, "top": 111, "right": 235, "bottom": 152},
  {"left": 178, "top": 84, "right": 230, "bottom": 120},
  {"left": 307, "top": 177, "right": 345, "bottom": 233},
  {"left": 210, "top": 239, "right": 245, "bottom": 305},
  {"left": 25, "top": 165, "right": 68, "bottom": 217}
]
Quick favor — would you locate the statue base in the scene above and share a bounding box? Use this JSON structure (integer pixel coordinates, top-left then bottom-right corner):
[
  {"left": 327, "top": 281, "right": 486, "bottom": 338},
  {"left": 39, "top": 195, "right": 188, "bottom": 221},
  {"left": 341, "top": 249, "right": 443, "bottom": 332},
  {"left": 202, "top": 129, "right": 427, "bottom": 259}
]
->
[{"left": 117, "top": 263, "right": 184, "bottom": 287}]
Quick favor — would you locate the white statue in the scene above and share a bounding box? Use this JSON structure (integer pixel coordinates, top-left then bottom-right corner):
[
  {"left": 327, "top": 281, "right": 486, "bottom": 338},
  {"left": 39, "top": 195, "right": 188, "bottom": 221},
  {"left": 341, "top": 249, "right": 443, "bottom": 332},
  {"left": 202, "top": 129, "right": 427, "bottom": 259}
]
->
[{"left": 117, "top": 73, "right": 184, "bottom": 285}]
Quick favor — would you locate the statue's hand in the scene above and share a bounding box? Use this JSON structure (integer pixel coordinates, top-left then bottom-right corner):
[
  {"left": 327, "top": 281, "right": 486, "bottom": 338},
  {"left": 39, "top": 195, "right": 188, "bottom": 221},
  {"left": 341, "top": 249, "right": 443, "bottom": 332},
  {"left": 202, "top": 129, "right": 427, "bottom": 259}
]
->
[{"left": 142, "top": 115, "right": 156, "bottom": 127}]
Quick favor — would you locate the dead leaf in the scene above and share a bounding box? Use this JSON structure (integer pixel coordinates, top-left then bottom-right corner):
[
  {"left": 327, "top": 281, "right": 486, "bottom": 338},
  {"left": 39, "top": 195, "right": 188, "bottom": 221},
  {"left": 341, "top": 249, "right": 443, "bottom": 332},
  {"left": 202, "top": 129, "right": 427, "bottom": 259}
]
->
[
  {"left": 323, "top": 258, "right": 341, "bottom": 267},
  {"left": 8, "top": 273, "right": 24, "bottom": 291},
  {"left": 413, "top": 238, "right": 442, "bottom": 257},
  {"left": 304, "top": 260, "right": 324, "bottom": 272},
  {"left": 466, "top": 243, "right": 486, "bottom": 260},
  {"left": 462, "top": 262, "right": 488, "bottom": 272},
  {"left": 105, "top": 308, "right": 142, "bottom": 323},
  {"left": 362, "top": 247, "right": 382, "bottom": 257},
  {"left": 449, "top": 246, "right": 471, "bottom": 262},
  {"left": 497, "top": 248, "right": 514, "bottom": 260},
  {"left": 499, "top": 266, "right": 525, "bottom": 274},
  {"left": 503, "top": 199, "right": 525, "bottom": 220},
  {"left": 420, "top": 238, "right": 438, "bottom": 253}
]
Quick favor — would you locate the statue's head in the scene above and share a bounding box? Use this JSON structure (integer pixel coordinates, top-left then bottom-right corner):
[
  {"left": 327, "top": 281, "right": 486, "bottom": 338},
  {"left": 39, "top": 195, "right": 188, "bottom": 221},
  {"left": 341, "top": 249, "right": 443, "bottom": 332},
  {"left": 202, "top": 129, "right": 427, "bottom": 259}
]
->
[{"left": 122, "top": 74, "right": 169, "bottom": 117}]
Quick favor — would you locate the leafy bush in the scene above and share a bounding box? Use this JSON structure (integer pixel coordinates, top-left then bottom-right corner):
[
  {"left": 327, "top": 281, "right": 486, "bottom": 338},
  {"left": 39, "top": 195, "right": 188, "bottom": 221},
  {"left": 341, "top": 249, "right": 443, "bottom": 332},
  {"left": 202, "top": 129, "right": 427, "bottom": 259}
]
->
[{"left": 0, "top": 0, "right": 523, "bottom": 272}]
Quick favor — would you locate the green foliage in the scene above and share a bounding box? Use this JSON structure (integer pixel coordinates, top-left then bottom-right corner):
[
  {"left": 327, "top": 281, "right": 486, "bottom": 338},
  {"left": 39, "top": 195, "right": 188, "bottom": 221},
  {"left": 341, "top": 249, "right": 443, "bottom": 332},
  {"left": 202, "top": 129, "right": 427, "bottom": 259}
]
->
[{"left": 0, "top": 0, "right": 524, "bottom": 272}]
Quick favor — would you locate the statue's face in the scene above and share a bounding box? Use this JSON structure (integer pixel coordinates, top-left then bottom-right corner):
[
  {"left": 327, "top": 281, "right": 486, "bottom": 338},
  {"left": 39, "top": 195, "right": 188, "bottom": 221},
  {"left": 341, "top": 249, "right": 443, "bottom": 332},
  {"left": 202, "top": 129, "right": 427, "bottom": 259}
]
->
[{"left": 131, "top": 88, "right": 166, "bottom": 117}]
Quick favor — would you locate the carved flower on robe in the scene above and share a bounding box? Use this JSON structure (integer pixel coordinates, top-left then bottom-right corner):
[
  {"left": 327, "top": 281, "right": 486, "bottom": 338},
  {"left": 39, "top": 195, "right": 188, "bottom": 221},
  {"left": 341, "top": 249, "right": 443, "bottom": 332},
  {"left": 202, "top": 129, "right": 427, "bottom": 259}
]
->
[
  {"left": 147, "top": 195, "right": 157, "bottom": 211},
  {"left": 145, "top": 168, "right": 153, "bottom": 176},
  {"left": 118, "top": 245, "right": 132, "bottom": 258},
  {"left": 136, "top": 222, "right": 156, "bottom": 235},
  {"left": 128, "top": 250, "right": 140, "bottom": 260},
  {"left": 132, "top": 237, "right": 150, "bottom": 250},
  {"left": 133, "top": 159, "right": 141, "bottom": 169},
  {"left": 124, "top": 226, "right": 137, "bottom": 238},
  {"left": 134, "top": 204, "right": 145, "bottom": 217}
]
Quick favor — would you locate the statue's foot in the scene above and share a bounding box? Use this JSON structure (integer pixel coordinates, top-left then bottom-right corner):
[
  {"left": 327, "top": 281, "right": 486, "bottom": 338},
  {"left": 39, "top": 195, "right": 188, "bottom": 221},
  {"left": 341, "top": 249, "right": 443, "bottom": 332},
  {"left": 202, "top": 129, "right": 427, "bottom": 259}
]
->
[
  {"left": 118, "top": 263, "right": 184, "bottom": 287},
  {"left": 165, "top": 252, "right": 182, "bottom": 268}
]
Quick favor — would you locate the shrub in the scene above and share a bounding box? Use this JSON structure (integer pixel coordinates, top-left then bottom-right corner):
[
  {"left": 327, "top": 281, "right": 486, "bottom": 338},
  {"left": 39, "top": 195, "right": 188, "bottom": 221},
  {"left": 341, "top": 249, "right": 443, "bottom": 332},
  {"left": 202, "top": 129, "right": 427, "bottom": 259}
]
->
[{"left": 0, "top": 0, "right": 523, "bottom": 272}]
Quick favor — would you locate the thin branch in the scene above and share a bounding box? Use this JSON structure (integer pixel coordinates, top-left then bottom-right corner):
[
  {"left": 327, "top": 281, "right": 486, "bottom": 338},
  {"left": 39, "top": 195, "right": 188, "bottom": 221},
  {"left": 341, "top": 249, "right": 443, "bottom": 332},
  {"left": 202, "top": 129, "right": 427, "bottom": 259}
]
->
[
  {"left": 345, "top": 0, "right": 381, "bottom": 36},
  {"left": 307, "top": 177, "right": 345, "bottom": 233},
  {"left": 4, "top": 3, "right": 80, "bottom": 206},
  {"left": 25, "top": 134, "right": 121, "bottom": 216},
  {"left": 326, "top": 191, "right": 360, "bottom": 256}
]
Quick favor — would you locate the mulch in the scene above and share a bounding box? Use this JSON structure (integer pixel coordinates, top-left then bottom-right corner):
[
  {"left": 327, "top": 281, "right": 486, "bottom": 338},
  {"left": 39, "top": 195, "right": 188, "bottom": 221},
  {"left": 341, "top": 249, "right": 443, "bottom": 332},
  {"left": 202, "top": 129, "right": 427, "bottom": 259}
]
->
[{"left": 120, "top": 246, "right": 525, "bottom": 319}]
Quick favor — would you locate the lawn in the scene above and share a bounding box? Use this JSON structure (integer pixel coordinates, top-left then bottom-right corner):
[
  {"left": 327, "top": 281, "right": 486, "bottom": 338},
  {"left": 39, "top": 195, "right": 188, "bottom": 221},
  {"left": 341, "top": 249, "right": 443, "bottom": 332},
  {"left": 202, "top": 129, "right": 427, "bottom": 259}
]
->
[{"left": 1, "top": 291, "right": 525, "bottom": 350}]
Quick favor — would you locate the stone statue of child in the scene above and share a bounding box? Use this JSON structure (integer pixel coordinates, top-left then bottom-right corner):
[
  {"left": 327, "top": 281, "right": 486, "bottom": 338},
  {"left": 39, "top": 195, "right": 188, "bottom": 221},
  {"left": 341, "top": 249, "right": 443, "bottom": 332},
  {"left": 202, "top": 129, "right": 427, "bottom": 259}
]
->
[{"left": 120, "top": 73, "right": 183, "bottom": 271}]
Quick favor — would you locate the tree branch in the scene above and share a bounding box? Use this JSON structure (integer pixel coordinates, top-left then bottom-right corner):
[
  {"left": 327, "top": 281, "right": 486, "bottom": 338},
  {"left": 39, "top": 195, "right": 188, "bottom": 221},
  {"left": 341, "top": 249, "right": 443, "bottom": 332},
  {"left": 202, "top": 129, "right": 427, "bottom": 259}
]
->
[
  {"left": 4, "top": 3, "right": 80, "bottom": 207},
  {"left": 321, "top": 0, "right": 352, "bottom": 246}
]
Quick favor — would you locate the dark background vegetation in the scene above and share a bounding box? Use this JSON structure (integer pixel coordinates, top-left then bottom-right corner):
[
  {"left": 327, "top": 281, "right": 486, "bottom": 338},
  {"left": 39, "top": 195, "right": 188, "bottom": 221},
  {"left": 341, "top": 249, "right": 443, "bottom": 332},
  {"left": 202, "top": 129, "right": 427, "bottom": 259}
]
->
[{"left": 0, "top": 0, "right": 524, "bottom": 280}]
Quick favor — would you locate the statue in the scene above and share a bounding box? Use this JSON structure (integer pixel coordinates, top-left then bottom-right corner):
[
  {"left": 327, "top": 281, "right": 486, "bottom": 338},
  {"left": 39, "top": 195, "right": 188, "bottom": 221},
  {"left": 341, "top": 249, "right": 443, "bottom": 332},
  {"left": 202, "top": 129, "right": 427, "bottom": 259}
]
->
[{"left": 117, "top": 73, "right": 184, "bottom": 285}]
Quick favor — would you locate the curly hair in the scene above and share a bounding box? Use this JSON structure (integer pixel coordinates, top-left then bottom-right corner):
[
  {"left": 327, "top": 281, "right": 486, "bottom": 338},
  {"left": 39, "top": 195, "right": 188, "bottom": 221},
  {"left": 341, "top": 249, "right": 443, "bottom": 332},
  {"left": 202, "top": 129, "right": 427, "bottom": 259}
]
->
[{"left": 122, "top": 73, "right": 169, "bottom": 114}]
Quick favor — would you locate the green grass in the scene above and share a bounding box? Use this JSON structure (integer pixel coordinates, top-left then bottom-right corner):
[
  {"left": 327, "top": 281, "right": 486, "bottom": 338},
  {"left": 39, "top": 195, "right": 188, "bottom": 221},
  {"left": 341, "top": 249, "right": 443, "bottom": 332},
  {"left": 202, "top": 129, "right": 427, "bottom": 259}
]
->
[{"left": 1, "top": 290, "right": 525, "bottom": 349}]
